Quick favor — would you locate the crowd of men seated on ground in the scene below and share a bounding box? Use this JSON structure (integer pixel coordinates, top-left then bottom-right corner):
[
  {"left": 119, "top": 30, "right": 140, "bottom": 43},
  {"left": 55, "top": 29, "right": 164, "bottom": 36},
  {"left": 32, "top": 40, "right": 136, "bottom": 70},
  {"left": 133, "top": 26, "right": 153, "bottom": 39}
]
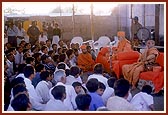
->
[{"left": 4, "top": 20, "right": 160, "bottom": 111}]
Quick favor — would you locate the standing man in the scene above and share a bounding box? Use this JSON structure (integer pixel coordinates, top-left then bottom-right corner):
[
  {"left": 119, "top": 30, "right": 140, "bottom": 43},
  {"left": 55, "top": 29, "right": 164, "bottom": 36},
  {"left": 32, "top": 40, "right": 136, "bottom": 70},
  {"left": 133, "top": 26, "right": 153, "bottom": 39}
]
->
[
  {"left": 52, "top": 23, "right": 61, "bottom": 45},
  {"left": 7, "top": 21, "right": 18, "bottom": 48},
  {"left": 131, "top": 16, "right": 142, "bottom": 46},
  {"left": 47, "top": 23, "right": 53, "bottom": 42},
  {"left": 16, "top": 22, "right": 26, "bottom": 47},
  {"left": 27, "top": 21, "right": 40, "bottom": 46},
  {"left": 53, "top": 23, "right": 61, "bottom": 38}
]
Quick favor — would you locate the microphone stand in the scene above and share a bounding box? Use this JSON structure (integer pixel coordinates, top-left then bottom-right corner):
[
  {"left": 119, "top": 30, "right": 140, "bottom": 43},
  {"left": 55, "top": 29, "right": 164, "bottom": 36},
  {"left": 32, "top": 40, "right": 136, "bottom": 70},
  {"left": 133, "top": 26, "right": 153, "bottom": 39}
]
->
[{"left": 109, "top": 41, "right": 116, "bottom": 76}]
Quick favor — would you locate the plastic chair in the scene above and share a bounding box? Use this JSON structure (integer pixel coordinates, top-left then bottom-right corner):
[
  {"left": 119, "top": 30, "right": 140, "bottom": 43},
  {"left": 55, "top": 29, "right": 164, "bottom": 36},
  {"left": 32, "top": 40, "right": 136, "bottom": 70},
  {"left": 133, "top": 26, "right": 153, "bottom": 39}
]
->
[
  {"left": 71, "top": 36, "right": 83, "bottom": 46},
  {"left": 98, "top": 36, "right": 111, "bottom": 47}
]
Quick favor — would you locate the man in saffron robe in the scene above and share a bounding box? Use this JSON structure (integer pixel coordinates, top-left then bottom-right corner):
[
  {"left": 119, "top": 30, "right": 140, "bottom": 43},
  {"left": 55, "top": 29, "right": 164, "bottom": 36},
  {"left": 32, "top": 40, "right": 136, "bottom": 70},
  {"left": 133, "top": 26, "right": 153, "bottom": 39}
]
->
[
  {"left": 122, "top": 40, "right": 159, "bottom": 89},
  {"left": 96, "top": 47, "right": 111, "bottom": 73},
  {"left": 112, "top": 31, "right": 132, "bottom": 60},
  {"left": 77, "top": 45, "right": 95, "bottom": 72},
  {"left": 110, "top": 31, "right": 133, "bottom": 78}
]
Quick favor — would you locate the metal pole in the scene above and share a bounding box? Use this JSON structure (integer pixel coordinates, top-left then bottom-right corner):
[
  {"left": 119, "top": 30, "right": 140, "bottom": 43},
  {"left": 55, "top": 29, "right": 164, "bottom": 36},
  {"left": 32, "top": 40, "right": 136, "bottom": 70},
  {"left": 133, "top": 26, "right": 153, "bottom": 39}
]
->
[
  {"left": 144, "top": 4, "right": 146, "bottom": 27},
  {"left": 155, "top": 4, "right": 160, "bottom": 45},
  {"left": 59, "top": 4, "right": 63, "bottom": 39},
  {"left": 130, "top": 4, "right": 133, "bottom": 38},
  {"left": 130, "top": 4, "right": 134, "bottom": 48},
  {"left": 90, "top": 3, "right": 94, "bottom": 42},
  {"left": 72, "top": 3, "right": 75, "bottom": 37},
  {"left": 118, "top": 5, "right": 121, "bottom": 30}
]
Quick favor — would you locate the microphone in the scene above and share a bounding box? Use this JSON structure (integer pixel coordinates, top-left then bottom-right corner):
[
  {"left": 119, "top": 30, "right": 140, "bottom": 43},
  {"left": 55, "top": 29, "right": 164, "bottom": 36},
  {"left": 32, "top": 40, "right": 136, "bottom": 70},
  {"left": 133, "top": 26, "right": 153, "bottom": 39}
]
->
[{"left": 109, "top": 41, "right": 116, "bottom": 46}]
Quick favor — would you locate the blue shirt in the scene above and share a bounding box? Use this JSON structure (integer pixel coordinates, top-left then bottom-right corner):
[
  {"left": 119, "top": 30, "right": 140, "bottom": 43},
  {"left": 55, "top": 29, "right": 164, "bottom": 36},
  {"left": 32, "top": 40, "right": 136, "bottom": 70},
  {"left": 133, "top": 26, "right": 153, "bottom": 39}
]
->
[
  {"left": 32, "top": 72, "right": 41, "bottom": 88},
  {"left": 88, "top": 92, "right": 104, "bottom": 111},
  {"left": 44, "top": 63, "right": 56, "bottom": 73}
]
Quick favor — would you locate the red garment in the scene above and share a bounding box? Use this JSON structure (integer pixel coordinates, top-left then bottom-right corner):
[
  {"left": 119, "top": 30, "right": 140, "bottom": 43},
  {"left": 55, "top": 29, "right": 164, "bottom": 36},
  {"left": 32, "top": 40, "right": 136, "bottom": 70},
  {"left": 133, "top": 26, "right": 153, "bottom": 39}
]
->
[
  {"left": 139, "top": 52, "right": 164, "bottom": 93},
  {"left": 77, "top": 53, "right": 95, "bottom": 72},
  {"left": 96, "top": 47, "right": 111, "bottom": 73},
  {"left": 139, "top": 71, "right": 164, "bottom": 93}
]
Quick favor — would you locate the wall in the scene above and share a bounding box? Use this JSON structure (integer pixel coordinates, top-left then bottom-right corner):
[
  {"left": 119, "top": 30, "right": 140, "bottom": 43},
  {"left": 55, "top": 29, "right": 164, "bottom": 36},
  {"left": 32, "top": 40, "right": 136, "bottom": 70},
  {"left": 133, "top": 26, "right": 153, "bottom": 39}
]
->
[{"left": 30, "top": 15, "right": 119, "bottom": 42}]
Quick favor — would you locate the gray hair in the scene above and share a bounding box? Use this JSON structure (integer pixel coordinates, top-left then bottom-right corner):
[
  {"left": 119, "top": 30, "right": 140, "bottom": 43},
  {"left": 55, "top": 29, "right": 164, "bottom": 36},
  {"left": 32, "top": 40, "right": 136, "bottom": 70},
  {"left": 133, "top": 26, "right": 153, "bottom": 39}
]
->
[{"left": 54, "top": 69, "right": 66, "bottom": 82}]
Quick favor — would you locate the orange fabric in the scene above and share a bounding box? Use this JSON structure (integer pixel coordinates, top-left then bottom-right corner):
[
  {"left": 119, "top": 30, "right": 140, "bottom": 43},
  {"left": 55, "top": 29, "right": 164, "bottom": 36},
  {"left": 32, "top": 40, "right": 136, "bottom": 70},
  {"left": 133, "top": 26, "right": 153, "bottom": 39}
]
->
[
  {"left": 139, "top": 71, "right": 164, "bottom": 93},
  {"left": 112, "top": 59, "right": 138, "bottom": 79},
  {"left": 116, "top": 51, "right": 140, "bottom": 60},
  {"left": 139, "top": 71, "right": 160, "bottom": 81},
  {"left": 153, "top": 66, "right": 162, "bottom": 72},
  {"left": 77, "top": 53, "right": 95, "bottom": 72},
  {"left": 100, "top": 47, "right": 110, "bottom": 55},
  {"left": 96, "top": 47, "right": 111, "bottom": 73},
  {"left": 156, "top": 52, "right": 164, "bottom": 67},
  {"left": 139, "top": 47, "right": 159, "bottom": 62},
  {"left": 116, "top": 38, "right": 132, "bottom": 53},
  {"left": 154, "top": 72, "right": 164, "bottom": 93},
  {"left": 122, "top": 47, "right": 159, "bottom": 87},
  {"left": 80, "top": 45, "right": 87, "bottom": 49},
  {"left": 112, "top": 61, "right": 120, "bottom": 78},
  {"left": 117, "top": 31, "right": 125, "bottom": 37},
  {"left": 139, "top": 52, "right": 164, "bottom": 93},
  {"left": 112, "top": 51, "right": 139, "bottom": 79},
  {"left": 123, "top": 62, "right": 144, "bottom": 86},
  {"left": 112, "top": 38, "right": 132, "bottom": 60}
]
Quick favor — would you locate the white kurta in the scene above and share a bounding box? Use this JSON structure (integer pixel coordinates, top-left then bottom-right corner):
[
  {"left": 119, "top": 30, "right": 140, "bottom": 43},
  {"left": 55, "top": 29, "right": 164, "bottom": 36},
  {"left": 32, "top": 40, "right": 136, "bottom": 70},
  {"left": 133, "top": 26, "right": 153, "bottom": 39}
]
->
[
  {"left": 15, "top": 73, "right": 25, "bottom": 79},
  {"left": 15, "top": 51, "right": 24, "bottom": 65},
  {"left": 65, "top": 75, "right": 78, "bottom": 85},
  {"left": 17, "top": 27, "right": 26, "bottom": 46},
  {"left": 107, "top": 96, "right": 137, "bottom": 111},
  {"left": 36, "top": 80, "right": 51, "bottom": 104},
  {"left": 49, "top": 82, "right": 77, "bottom": 110},
  {"left": 101, "top": 87, "right": 114, "bottom": 105},
  {"left": 6, "top": 59, "right": 14, "bottom": 77},
  {"left": 130, "top": 92, "right": 154, "bottom": 111},
  {"left": 39, "top": 35, "right": 48, "bottom": 43},
  {"left": 88, "top": 74, "right": 108, "bottom": 87},
  {"left": 44, "top": 99, "right": 69, "bottom": 111},
  {"left": 24, "top": 78, "right": 46, "bottom": 110}
]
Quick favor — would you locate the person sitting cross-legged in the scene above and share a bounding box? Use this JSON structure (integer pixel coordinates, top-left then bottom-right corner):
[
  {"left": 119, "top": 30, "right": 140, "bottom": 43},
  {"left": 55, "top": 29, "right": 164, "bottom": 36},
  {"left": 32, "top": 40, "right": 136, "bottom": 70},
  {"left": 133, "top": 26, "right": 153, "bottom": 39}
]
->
[
  {"left": 75, "top": 94, "right": 91, "bottom": 111},
  {"left": 86, "top": 78, "right": 105, "bottom": 111},
  {"left": 45, "top": 85, "right": 68, "bottom": 111},
  {"left": 106, "top": 78, "right": 137, "bottom": 111}
]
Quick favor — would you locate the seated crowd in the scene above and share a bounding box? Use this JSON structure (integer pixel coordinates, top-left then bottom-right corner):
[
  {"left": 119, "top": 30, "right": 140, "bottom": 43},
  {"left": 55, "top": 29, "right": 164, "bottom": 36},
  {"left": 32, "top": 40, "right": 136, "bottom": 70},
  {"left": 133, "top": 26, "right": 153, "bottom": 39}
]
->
[{"left": 4, "top": 21, "right": 162, "bottom": 111}]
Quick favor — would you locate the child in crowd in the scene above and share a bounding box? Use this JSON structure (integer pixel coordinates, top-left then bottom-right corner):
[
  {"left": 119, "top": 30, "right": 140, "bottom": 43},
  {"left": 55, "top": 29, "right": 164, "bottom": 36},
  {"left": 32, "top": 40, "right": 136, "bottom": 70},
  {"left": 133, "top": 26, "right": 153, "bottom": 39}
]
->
[
  {"left": 72, "top": 82, "right": 82, "bottom": 94},
  {"left": 86, "top": 78, "right": 105, "bottom": 111},
  {"left": 75, "top": 94, "right": 91, "bottom": 111},
  {"left": 72, "top": 81, "right": 87, "bottom": 94},
  {"left": 97, "top": 82, "right": 106, "bottom": 96},
  {"left": 130, "top": 85, "right": 154, "bottom": 111}
]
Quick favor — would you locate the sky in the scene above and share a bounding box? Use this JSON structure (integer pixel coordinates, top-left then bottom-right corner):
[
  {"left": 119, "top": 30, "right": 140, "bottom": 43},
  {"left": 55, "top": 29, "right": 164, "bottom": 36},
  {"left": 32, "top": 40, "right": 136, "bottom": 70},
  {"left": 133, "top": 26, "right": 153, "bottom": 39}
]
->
[{"left": 3, "top": 2, "right": 118, "bottom": 15}]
